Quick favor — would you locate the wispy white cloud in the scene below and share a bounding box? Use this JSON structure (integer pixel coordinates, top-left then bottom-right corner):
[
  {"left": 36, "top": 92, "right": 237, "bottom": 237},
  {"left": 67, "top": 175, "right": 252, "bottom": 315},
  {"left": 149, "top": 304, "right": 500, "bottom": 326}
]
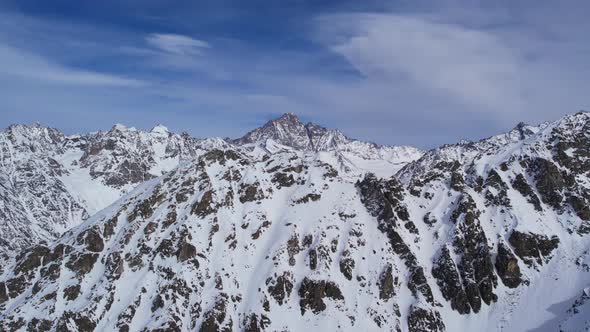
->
[
  {"left": 1, "top": 3, "right": 589, "bottom": 148},
  {"left": 308, "top": 8, "right": 590, "bottom": 144},
  {"left": 319, "top": 14, "right": 526, "bottom": 118},
  {"left": 146, "top": 33, "right": 210, "bottom": 56},
  {"left": 0, "top": 43, "right": 145, "bottom": 87}
]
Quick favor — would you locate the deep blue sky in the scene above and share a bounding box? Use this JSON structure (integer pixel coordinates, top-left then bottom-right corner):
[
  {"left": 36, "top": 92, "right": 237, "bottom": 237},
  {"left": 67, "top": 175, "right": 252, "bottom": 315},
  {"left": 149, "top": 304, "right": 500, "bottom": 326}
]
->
[{"left": 0, "top": 0, "right": 589, "bottom": 147}]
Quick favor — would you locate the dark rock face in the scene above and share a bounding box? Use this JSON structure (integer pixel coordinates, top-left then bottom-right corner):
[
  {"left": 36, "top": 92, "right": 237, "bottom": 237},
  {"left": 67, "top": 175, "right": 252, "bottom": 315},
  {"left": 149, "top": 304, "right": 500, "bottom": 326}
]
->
[
  {"left": 529, "top": 158, "right": 565, "bottom": 209},
  {"left": 191, "top": 190, "right": 217, "bottom": 217},
  {"left": 408, "top": 160, "right": 461, "bottom": 196},
  {"left": 518, "top": 154, "right": 590, "bottom": 220},
  {"left": 569, "top": 195, "right": 590, "bottom": 221},
  {"left": 512, "top": 174, "right": 543, "bottom": 211},
  {"left": 357, "top": 174, "right": 434, "bottom": 305},
  {"left": 200, "top": 295, "right": 230, "bottom": 332},
  {"left": 298, "top": 278, "right": 344, "bottom": 314},
  {"left": 378, "top": 264, "right": 395, "bottom": 300},
  {"left": 483, "top": 169, "right": 511, "bottom": 207},
  {"left": 508, "top": 231, "right": 560, "bottom": 267},
  {"left": 66, "top": 253, "right": 99, "bottom": 277},
  {"left": 266, "top": 272, "right": 294, "bottom": 305},
  {"left": 163, "top": 210, "right": 178, "bottom": 229},
  {"left": 56, "top": 311, "right": 96, "bottom": 332},
  {"left": 144, "top": 222, "right": 158, "bottom": 235},
  {"left": 293, "top": 193, "right": 321, "bottom": 204},
  {"left": 578, "top": 220, "right": 590, "bottom": 235},
  {"left": 239, "top": 183, "right": 263, "bottom": 203},
  {"left": 77, "top": 228, "right": 104, "bottom": 253},
  {"left": 308, "top": 249, "right": 318, "bottom": 270},
  {"left": 547, "top": 117, "right": 590, "bottom": 220},
  {"left": 244, "top": 313, "right": 271, "bottom": 332},
  {"left": 202, "top": 149, "right": 240, "bottom": 166},
  {"left": 357, "top": 174, "right": 408, "bottom": 224},
  {"left": 64, "top": 284, "right": 81, "bottom": 301},
  {"left": 286, "top": 235, "right": 301, "bottom": 266},
  {"left": 450, "top": 194, "right": 478, "bottom": 225},
  {"left": 27, "top": 318, "right": 53, "bottom": 332},
  {"left": 339, "top": 256, "right": 355, "bottom": 281},
  {"left": 14, "top": 245, "right": 50, "bottom": 275},
  {"left": 4, "top": 278, "right": 29, "bottom": 300},
  {"left": 0, "top": 282, "right": 8, "bottom": 303},
  {"left": 406, "top": 266, "right": 434, "bottom": 306},
  {"left": 128, "top": 188, "right": 166, "bottom": 222},
  {"left": 407, "top": 305, "right": 446, "bottom": 332},
  {"left": 450, "top": 194, "right": 497, "bottom": 313},
  {"left": 103, "top": 216, "right": 118, "bottom": 238},
  {"left": 552, "top": 118, "right": 590, "bottom": 174},
  {"left": 450, "top": 171, "right": 465, "bottom": 191},
  {"left": 432, "top": 247, "right": 470, "bottom": 314},
  {"left": 251, "top": 220, "right": 271, "bottom": 240},
  {"left": 271, "top": 172, "right": 295, "bottom": 188},
  {"left": 177, "top": 242, "right": 197, "bottom": 262},
  {"left": 423, "top": 212, "right": 437, "bottom": 227},
  {"left": 157, "top": 239, "right": 176, "bottom": 258},
  {"left": 495, "top": 243, "right": 522, "bottom": 288}
]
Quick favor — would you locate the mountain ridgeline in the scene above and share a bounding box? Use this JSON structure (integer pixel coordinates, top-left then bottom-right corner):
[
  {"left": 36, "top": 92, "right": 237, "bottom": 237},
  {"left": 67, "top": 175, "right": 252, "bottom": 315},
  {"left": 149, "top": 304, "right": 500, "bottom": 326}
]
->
[{"left": 0, "top": 112, "right": 589, "bottom": 331}]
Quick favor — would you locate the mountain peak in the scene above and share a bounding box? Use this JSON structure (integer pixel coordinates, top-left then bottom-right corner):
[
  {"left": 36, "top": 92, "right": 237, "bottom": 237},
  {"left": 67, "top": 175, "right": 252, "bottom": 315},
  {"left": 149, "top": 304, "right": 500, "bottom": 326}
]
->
[
  {"left": 260, "top": 113, "right": 305, "bottom": 131},
  {"left": 274, "top": 112, "right": 301, "bottom": 124},
  {"left": 4, "top": 122, "right": 64, "bottom": 147},
  {"left": 150, "top": 124, "right": 170, "bottom": 136},
  {"left": 112, "top": 123, "right": 129, "bottom": 131},
  {"left": 512, "top": 121, "right": 536, "bottom": 140},
  {"left": 232, "top": 113, "right": 360, "bottom": 152},
  {"left": 231, "top": 112, "right": 358, "bottom": 152},
  {"left": 233, "top": 113, "right": 311, "bottom": 149}
]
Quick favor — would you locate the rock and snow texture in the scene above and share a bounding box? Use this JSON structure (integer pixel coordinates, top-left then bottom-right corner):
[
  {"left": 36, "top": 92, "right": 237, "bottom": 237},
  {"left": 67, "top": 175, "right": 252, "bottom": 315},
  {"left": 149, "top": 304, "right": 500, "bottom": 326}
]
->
[
  {"left": 0, "top": 123, "right": 227, "bottom": 260},
  {"left": 0, "top": 149, "right": 438, "bottom": 332},
  {"left": 234, "top": 113, "right": 422, "bottom": 177},
  {"left": 0, "top": 112, "right": 589, "bottom": 331},
  {"left": 0, "top": 115, "right": 421, "bottom": 260}
]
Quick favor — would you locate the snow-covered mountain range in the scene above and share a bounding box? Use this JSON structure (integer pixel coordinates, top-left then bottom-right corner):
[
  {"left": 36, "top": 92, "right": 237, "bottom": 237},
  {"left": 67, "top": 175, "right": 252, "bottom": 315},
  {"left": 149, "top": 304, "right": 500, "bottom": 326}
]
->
[
  {"left": 0, "top": 114, "right": 420, "bottom": 260},
  {"left": 0, "top": 123, "right": 226, "bottom": 261},
  {"left": 0, "top": 112, "right": 589, "bottom": 331}
]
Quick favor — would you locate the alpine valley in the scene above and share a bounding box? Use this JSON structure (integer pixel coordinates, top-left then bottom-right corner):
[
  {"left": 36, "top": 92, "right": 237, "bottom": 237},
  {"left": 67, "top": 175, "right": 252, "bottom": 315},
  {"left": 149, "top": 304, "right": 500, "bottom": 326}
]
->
[{"left": 0, "top": 112, "right": 589, "bottom": 332}]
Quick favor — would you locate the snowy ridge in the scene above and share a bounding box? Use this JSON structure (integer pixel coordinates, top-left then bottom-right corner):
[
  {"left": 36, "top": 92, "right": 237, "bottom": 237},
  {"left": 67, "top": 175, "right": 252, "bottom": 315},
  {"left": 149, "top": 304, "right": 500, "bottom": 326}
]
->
[
  {"left": 0, "top": 123, "right": 228, "bottom": 259},
  {"left": 235, "top": 113, "right": 423, "bottom": 178},
  {"left": 0, "top": 115, "right": 421, "bottom": 259},
  {"left": 0, "top": 112, "right": 589, "bottom": 331}
]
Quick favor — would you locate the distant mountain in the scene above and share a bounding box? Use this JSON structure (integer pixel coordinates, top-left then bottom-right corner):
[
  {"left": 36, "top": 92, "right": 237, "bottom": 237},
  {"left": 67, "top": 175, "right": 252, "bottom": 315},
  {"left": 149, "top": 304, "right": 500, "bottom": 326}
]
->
[
  {"left": 0, "top": 112, "right": 589, "bottom": 331},
  {"left": 0, "top": 123, "right": 229, "bottom": 260},
  {"left": 233, "top": 113, "right": 423, "bottom": 177},
  {"left": 233, "top": 113, "right": 348, "bottom": 151}
]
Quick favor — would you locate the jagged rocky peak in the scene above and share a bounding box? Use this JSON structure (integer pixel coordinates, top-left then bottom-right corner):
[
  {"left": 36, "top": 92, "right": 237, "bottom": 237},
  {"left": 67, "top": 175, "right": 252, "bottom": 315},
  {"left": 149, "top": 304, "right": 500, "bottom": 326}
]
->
[
  {"left": 233, "top": 112, "right": 347, "bottom": 151},
  {"left": 0, "top": 121, "right": 223, "bottom": 260},
  {"left": 274, "top": 112, "right": 301, "bottom": 124},
  {"left": 2, "top": 123, "right": 65, "bottom": 153},
  {"left": 232, "top": 113, "right": 422, "bottom": 172},
  {"left": 150, "top": 124, "right": 170, "bottom": 137},
  {"left": 109, "top": 123, "right": 137, "bottom": 133},
  {"left": 513, "top": 122, "right": 536, "bottom": 140},
  {"left": 234, "top": 112, "right": 311, "bottom": 149}
]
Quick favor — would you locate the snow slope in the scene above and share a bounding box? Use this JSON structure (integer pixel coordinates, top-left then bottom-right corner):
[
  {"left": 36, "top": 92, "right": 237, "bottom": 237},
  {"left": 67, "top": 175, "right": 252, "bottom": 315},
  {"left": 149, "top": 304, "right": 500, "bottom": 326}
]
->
[{"left": 0, "top": 112, "right": 589, "bottom": 331}]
